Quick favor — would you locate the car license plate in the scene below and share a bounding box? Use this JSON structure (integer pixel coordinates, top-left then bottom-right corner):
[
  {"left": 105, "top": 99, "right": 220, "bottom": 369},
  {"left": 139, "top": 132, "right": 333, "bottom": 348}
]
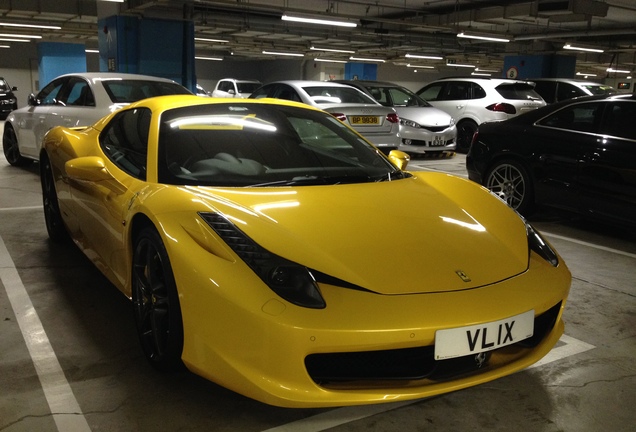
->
[
  {"left": 431, "top": 135, "right": 444, "bottom": 146},
  {"left": 350, "top": 116, "right": 379, "bottom": 125},
  {"left": 434, "top": 310, "right": 534, "bottom": 360}
]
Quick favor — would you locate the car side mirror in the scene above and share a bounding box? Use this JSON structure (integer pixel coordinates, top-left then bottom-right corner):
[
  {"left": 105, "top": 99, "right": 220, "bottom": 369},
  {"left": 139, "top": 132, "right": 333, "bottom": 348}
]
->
[
  {"left": 27, "top": 93, "right": 38, "bottom": 106},
  {"left": 228, "top": 89, "right": 236, "bottom": 95},
  {"left": 387, "top": 150, "right": 410, "bottom": 170},
  {"left": 65, "top": 156, "right": 126, "bottom": 193},
  {"left": 11, "top": 86, "right": 17, "bottom": 91}
]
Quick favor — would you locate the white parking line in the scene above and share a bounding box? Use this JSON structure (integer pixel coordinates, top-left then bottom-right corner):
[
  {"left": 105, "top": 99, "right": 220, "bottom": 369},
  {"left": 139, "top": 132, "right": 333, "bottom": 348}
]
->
[
  {"left": 260, "top": 334, "right": 596, "bottom": 432},
  {"left": 0, "top": 234, "right": 91, "bottom": 432}
]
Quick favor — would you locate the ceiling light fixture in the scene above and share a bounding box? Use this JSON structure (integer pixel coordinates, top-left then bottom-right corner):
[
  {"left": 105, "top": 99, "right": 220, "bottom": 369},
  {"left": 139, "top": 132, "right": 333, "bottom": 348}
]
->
[
  {"left": 0, "top": 44, "right": 9, "bottom": 48},
  {"left": 0, "top": 33, "right": 41, "bottom": 39},
  {"left": 310, "top": 46, "right": 355, "bottom": 54},
  {"left": 606, "top": 68, "right": 630, "bottom": 73},
  {"left": 405, "top": 54, "right": 443, "bottom": 60},
  {"left": 349, "top": 56, "right": 385, "bottom": 63},
  {"left": 195, "top": 56, "right": 223, "bottom": 61},
  {"left": 314, "top": 58, "right": 348, "bottom": 63},
  {"left": 0, "top": 22, "right": 61, "bottom": 30},
  {"left": 475, "top": 68, "right": 500, "bottom": 73},
  {"left": 0, "top": 38, "right": 31, "bottom": 42},
  {"left": 282, "top": 14, "right": 357, "bottom": 28},
  {"left": 195, "top": 37, "right": 229, "bottom": 43},
  {"left": 471, "top": 72, "right": 492, "bottom": 76},
  {"left": 85, "top": 49, "right": 99, "bottom": 53},
  {"left": 406, "top": 64, "right": 435, "bottom": 69},
  {"left": 576, "top": 71, "right": 597, "bottom": 77},
  {"left": 446, "top": 62, "right": 476, "bottom": 68},
  {"left": 262, "top": 50, "right": 304, "bottom": 57},
  {"left": 563, "top": 43, "right": 604, "bottom": 53},
  {"left": 457, "top": 31, "right": 509, "bottom": 43}
]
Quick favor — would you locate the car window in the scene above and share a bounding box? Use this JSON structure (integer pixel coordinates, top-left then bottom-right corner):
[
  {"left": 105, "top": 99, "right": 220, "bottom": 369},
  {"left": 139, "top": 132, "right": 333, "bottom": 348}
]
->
[
  {"left": 495, "top": 83, "right": 542, "bottom": 100},
  {"left": 442, "top": 82, "right": 470, "bottom": 101},
  {"left": 0, "top": 78, "right": 10, "bottom": 91},
  {"left": 219, "top": 81, "right": 232, "bottom": 92},
  {"left": 101, "top": 80, "right": 190, "bottom": 103},
  {"left": 274, "top": 85, "right": 302, "bottom": 102},
  {"left": 37, "top": 78, "right": 66, "bottom": 106},
  {"left": 250, "top": 84, "right": 274, "bottom": 99},
  {"left": 538, "top": 102, "right": 603, "bottom": 133},
  {"left": 302, "top": 86, "right": 376, "bottom": 104},
  {"left": 236, "top": 82, "right": 261, "bottom": 93},
  {"left": 602, "top": 102, "right": 636, "bottom": 140},
  {"left": 557, "top": 83, "right": 586, "bottom": 101},
  {"left": 386, "top": 87, "right": 431, "bottom": 107},
  {"left": 367, "top": 86, "right": 388, "bottom": 105},
  {"left": 65, "top": 78, "right": 95, "bottom": 107},
  {"left": 99, "top": 108, "right": 151, "bottom": 179},
  {"left": 533, "top": 81, "right": 557, "bottom": 103},
  {"left": 417, "top": 83, "right": 444, "bottom": 101},
  {"left": 471, "top": 83, "right": 487, "bottom": 99}
]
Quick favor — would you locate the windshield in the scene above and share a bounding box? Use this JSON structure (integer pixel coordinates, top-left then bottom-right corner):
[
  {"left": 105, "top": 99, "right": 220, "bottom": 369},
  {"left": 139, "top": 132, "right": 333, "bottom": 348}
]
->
[
  {"left": 101, "top": 79, "right": 191, "bottom": 103},
  {"left": 583, "top": 84, "right": 616, "bottom": 96},
  {"left": 495, "top": 83, "right": 542, "bottom": 100},
  {"left": 368, "top": 86, "right": 432, "bottom": 108},
  {"left": 158, "top": 103, "right": 406, "bottom": 187},
  {"left": 0, "top": 79, "right": 10, "bottom": 92},
  {"left": 237, "top": 82, "right": 261, "bottom": 93},
  {"left": 302, "top": 86, "right": 378, "bottom": 105}
]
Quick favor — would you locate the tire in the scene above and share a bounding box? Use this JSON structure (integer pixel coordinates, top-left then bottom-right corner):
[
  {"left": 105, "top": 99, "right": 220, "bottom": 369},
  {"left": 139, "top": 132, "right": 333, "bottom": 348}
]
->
[
  {"left": 2, "top": 124, "right": 30, "bottom": 166},
  {"left": 484, "top": 160, "right": 534, "bottom": 215},
  {"left": 456, "top": 119, "right": 478, "bottom": 153},
  {"left": 132, "top": 227, "right": 184, "bottom": 372},
  {"left": 40, "top": 155, "right": 70, "bottom": 243}
]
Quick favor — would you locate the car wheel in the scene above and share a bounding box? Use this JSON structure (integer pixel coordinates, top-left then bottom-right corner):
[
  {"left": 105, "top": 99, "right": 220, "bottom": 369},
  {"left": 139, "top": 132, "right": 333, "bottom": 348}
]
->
[
  {"left": 40, "top": 155, "right": 70, "bottom": 243},
  {"left": 456, "top": 119, "right": 478, "bottom": 153},
  {"left": 132, "top": 227, "right": 184, "bottom": 372},
  {"left": 484, "top": 160, "right": 534, "bottom": 215},
  {"left": 2, "top": 124, "right": 30, "bottom": 166}
]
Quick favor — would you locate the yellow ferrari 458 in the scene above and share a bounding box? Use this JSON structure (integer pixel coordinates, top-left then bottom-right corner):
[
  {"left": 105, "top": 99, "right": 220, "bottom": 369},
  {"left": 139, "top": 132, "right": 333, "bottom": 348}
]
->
[{"left": 40, "top": 95, "right": 570, "bottom": 408}]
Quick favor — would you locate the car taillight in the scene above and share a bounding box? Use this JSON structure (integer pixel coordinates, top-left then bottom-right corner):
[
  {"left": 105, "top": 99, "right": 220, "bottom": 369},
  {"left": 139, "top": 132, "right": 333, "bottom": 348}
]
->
[
  {"left": 386, "top": 113, "right": 399, "bottom": 123},
  {"left": 330, "top": 112, "right": 347, "bottom": 122},
  {"left": 486, "top": 103, "right": 516, "bottom": 115}
]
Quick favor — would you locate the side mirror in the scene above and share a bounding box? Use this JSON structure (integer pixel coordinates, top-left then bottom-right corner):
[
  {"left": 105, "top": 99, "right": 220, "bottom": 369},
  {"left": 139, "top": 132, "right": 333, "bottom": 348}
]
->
[
  {"left": 27, "top": 93, "right": 38, "bottom": 107},
  {"left": 11, "top": 86, "right": 17, "bottom": 91},
  {"left": 65, "top": 156, "right": 126, "bottom": 193},
  {"left": 228, "top": 89, "right": 236, "bottom": 95},
  {"left": 387, "top": 150, "right": 410, "bottom": 170}
]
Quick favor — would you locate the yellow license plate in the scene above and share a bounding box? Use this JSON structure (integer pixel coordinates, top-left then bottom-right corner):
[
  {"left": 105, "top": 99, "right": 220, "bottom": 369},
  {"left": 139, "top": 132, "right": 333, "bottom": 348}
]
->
[{"left": 350, "top": 116, "right": 379, "bottom": 125}]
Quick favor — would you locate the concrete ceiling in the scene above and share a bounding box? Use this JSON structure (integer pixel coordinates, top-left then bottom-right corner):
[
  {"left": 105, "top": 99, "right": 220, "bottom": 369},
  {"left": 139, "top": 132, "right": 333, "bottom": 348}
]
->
[{"left": 1, "top": 0, "right": 635, "bottom": 77}]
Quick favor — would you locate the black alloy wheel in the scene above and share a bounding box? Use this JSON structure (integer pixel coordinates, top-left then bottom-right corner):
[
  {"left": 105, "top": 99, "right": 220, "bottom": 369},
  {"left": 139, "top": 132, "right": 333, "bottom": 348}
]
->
[
  {"left": 484, "top": 160, "right": 534, "bottom": 215},
  {"left": 132, "top": 227, "right": 184, "bottom": 372},
  {"left": 2, "top": 124, "right": 30, "bottom": 166},
  {"left": 456, "top": 119, "right": 478, "bottom": 153},
  {"left": 40, "top": 155, "right": 70, "bottom": 243}
]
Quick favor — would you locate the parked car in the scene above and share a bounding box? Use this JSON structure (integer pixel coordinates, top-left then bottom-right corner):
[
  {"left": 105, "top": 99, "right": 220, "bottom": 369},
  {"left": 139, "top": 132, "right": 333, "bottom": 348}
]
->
[
  {"left": 0, "top": 77, "right": 18, "bottom": 119},
  {"left": 196, "top": 83, "right": 211, "bottom": 96},
  {"left": 417, "top": 78, "right": 545, "bottom": 152},
  {"left": 211, "top": 78, "right": 261, "bottom": 98},
  {"left": 334, "top": 80, "right": 457, "bottom": 155},
  {"left": 530, "top": 78, "right": 616, "bottom": 104},
  {"left": 250, "top": 80, "right": 400, "bottom": 152},
  {"left": 40, "top": 94, "right": 570, "bottom": 407},
  {"left": 2, "top": 72, "right": 191, "bottom": 166},
  {"left": 467, "top": 93, "right": 636, "bottom": 227}
]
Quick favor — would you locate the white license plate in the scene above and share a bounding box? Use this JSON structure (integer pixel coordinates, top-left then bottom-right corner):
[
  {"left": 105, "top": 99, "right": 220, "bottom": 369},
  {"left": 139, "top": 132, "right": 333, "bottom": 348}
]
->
[{"left": 434, "top": 310, "right": 534, "bottom": 360}]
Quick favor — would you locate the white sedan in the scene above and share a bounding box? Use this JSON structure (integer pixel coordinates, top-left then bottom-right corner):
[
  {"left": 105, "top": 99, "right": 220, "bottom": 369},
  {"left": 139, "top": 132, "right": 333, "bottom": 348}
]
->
[{"left": 2, "top": 72, "right": 191, "bottom": 166}]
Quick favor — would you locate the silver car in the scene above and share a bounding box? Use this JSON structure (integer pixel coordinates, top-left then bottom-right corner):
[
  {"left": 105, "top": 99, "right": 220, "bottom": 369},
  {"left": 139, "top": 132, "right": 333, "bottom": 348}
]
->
[
  {"left": 250, "top": 80, "right": 400, "bottom": 152},
  {"left": 2, "top": 72, "right": 191, "bottom": 166},
  {"left": 335, "top": 80, "right": 457, "bottom": 155}
]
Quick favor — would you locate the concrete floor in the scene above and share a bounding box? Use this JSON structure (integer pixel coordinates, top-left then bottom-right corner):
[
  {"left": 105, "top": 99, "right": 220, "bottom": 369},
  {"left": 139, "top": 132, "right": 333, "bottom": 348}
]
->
[{"left": 1, "top": 134, "right": 635, "bottom": 432}]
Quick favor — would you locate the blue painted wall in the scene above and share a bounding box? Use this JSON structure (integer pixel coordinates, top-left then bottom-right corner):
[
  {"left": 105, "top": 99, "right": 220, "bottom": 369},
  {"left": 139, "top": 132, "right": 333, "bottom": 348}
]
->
[
  {"left": 345, "top": 63, "right": 378, "bottom": 80},
  {"left": 37, "top": 42, "right": 86, "bottom": 86}
]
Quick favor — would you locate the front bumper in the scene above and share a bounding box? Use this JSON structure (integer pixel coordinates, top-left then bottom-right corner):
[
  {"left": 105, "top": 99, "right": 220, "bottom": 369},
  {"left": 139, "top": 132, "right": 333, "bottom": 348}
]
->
[{"left": 398, "top": 125, "right": 457, "bottom": 153}]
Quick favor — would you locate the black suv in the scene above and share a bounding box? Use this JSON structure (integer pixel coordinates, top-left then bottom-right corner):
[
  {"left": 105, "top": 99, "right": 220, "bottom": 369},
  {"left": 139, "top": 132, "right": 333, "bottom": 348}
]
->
[{"left": 0, "top": 77, "right": 17, "bottom": 119}]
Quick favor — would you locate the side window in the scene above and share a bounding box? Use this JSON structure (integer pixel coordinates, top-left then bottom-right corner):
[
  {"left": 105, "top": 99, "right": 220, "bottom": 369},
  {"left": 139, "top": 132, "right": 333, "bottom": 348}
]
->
[
  {"left": 219, "top": 81, "right": 232, "bottom": 92},
  {"left": 250, "top": 84, "right": 274, "bottom": 99},
  {"left": 539, "top": 102, "right": 603, "bottom": 133},
  {"left": 418, "top": 84, "right": 443, "bottom": 101},
  {"left": 99, "top": 108, "right": 152, "bottom": 179},
  {"left": 65, "top": 78, "right": 95, "bottom": 107},
  {"left": 443, "top": 82, "right": 470, "bottom": 100},
  {"left": 37, "top": 78, "right": 66, "bottom": 106},
  {"left": 534, "top": 81, "right": 557, "bottom": 103},
  {"left": 472, "top": 83, "right": 487, "bottom": 99},
  {"left": 274, "top": 85, "right": 302, "bottom": 102},
  {"left": 602, "top": 102, "right": 636, "bottom": 140},
  {"left": 557, "top": 83, "right": 585, "bottom": 102}
]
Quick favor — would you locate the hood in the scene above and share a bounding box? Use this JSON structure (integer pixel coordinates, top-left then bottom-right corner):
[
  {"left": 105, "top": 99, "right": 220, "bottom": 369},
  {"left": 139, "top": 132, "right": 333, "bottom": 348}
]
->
[
  {"left": 191, "top": 173, "right": 529, "bottom": 295},
  {"left": 394, "top": 106, "right": 453, "bottom": 127}
]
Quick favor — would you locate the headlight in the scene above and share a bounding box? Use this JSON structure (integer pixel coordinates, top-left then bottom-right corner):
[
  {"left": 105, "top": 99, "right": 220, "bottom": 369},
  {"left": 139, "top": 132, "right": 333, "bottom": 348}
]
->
[
  {"left": 450, "top": 117, "right": 455, "bottom": 126},
  {"left": 400, "top": 118, "right": 420, "bottom": 128},
  {"left": 199, "top": 212, "right": 326, "bottom": 308},
  {"left": 526, "top": 223, "right": 558, "bottom": 267}
]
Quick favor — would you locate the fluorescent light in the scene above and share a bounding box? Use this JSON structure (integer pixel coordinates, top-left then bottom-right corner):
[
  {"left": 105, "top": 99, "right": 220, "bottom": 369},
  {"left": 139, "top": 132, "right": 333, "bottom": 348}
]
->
[
  {"left": 457, "top": 32, "right": 509, "bottom": 43},
  {"left": 310, "top": 46, "right": 355, "bottom": 54},
  {"left": 607, "top": 68, "right": 631, "bottom": 73},
  {"left": 0, "top": 22, "right": 61, "bottom": 30},
  {"left": 195, "top": 56, "right": 223, "bottom": 61},
  {"left": 406, "top": 64, "right": 435, "bottom": 69},
  {"left": 576, "top": 71, "right": 597, "bottom": 77},
  {"left": 0, "top": 38, "right": 31, "bottom": 42},
  {"left": 349, "top": 56, "right": 385, "bottom": 63},
  {"left": 0, "top": 45, "right": 9, "bottom": 48},
  {"left": 314, "top": 58, "right": 348, "bottom": 63},
  {"left": 471, "top": 72, "right": 492, "bottom": 76},
  {"left": 0, "top": 33, "right": 41, "bottom": 39},
  {"left": 85, "top": 49, "right": 99, "bottom": 53},
  {"left": 446, "top": 62, "right": 476, "bottom": 68},
  {"left": 563, "top": 43, "right": 604, "bottom": 53},
  {"left": 405, "top": 54, "right": 443, "bottom": 60},
  {"left": 262, "top": 50, "right": 304, "bottom": 57},
  {"left": 195, "top": 37, "right": 229, "bottom": 43},
  {"left": 282, "top": 14, "right": 357, "bottom": 28},
  {"left": 475, "top": 68, "right": 500, "bottom": 73},
  {"left": 98, "top": 0, "right": 124, "bottom": 2}
]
